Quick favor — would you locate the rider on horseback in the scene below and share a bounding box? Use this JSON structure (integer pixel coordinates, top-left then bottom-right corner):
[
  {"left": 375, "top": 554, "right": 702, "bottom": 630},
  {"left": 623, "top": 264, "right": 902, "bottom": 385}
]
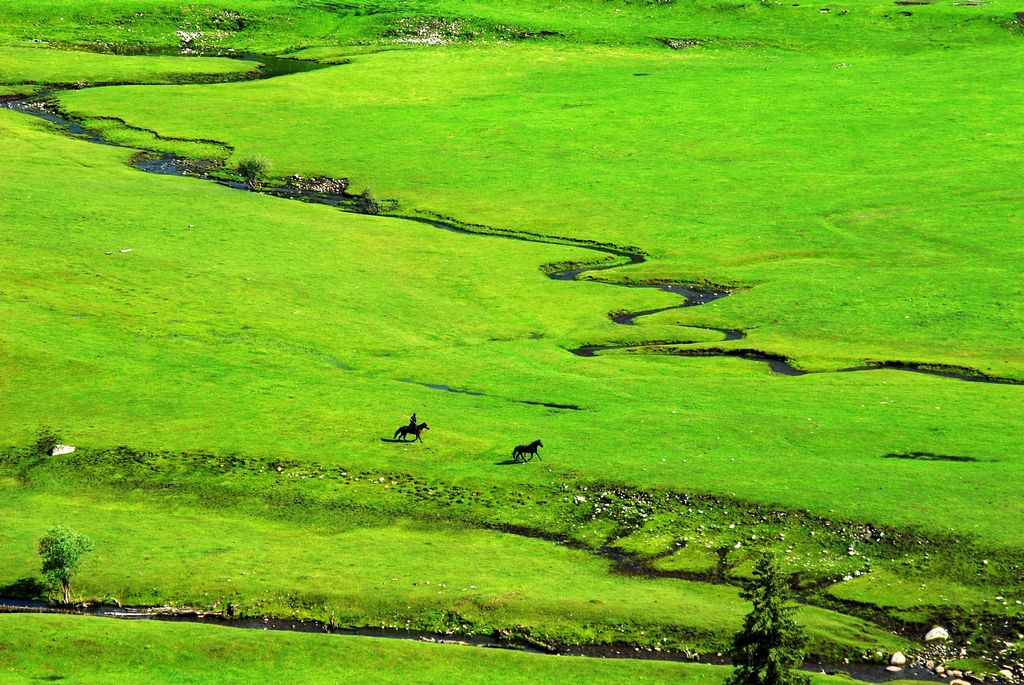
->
[{"left": 408, "top": 412, "right": 417, "bottom": 431}]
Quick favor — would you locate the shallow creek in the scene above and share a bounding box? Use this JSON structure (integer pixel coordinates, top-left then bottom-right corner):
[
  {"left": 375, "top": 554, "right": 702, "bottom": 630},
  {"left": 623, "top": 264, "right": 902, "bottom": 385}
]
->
[
  {"left": 0, "top": 49, "right": 988, "bottom": 682},
  {"left": 2, "top": 52, "right": 1019, "bottom": 385},
  {"left": 0, "top": 598, "right": 943, "bottom": 682}
]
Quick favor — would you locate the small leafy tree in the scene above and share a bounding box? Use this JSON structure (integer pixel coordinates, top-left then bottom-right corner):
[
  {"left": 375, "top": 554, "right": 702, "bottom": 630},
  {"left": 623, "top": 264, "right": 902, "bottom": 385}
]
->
[
  {"left": 356, "top": 187, "right": 381, "bottom": 215},
  {"left": 725, "top": 554, "right": 810, "bottom": 685},
  {"left": 38, "top": 525, "right": 93, "bottom": 605},
  {"left": 33, "top": 427, "right": 61, "bottom": 456},
  {"left": 237, "top": 156, "right": 270, "bottom": 187}
]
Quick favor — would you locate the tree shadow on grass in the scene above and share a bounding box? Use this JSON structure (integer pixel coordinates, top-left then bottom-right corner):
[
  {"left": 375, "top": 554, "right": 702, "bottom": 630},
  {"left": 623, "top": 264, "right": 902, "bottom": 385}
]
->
[{"left": 0, "top": 577, "right": 46, "bottom": 600}]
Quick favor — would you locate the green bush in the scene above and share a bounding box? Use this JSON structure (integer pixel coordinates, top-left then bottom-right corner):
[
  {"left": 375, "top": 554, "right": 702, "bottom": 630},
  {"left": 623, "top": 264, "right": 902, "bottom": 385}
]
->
[
  {"left": 33, "top": 427, "right": 60, "bottom": 456},
  {"left": 237, "top": 156, "right": 270, "bottom": 186},
  {"left": 356, "top": 187, "right": 381, "bottom": 215}
]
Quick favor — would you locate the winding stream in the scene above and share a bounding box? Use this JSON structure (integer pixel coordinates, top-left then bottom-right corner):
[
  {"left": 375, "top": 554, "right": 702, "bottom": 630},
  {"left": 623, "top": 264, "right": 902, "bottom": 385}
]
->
[
  {"left": 0, "top": 599, "right": 943, "bottom": 683},
  {"left": 2, "top": 53, "right": 1020, "bottom": 385},
  {"left": 5, "top": 59, "right": 1018, "bottom": 386},
  {"left": 0, "top": 48, "right": 1000, "bottom": 682}
]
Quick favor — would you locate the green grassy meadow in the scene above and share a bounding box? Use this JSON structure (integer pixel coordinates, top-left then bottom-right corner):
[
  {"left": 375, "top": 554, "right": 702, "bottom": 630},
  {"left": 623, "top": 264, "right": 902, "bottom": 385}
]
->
[
  {"left": 0, "top": 614, "right": 931, "bottom": 685},
  {"left": 0, "top": 0, "right": 1021, "bottom": 681}
]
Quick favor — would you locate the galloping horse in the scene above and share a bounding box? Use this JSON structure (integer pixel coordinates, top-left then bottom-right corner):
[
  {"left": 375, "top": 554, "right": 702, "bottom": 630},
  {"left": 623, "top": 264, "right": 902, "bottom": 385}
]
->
[
  {"left": 394, "top": 422, "right": 429, "bottom": 442},
  {"left": 512, "top": 439, "right": 543, "bottom": 462}
]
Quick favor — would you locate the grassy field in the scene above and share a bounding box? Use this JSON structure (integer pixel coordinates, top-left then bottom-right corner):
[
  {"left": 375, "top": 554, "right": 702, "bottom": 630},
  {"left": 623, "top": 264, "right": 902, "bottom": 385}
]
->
[
  {"left": 0, "top": 0, "right": 1022, "bottom": 680},
  {"left": 0, "top": 614, "right": 934, "bottom": 684},
  {"left": 0, "top": 473, "right": 913, "bottom": 656},
  {"left": 0, "top": 46, "right": 254, "bottom": 87},
  {"left": 57, "top": 44, "right": 1024, "bottom": 378}
]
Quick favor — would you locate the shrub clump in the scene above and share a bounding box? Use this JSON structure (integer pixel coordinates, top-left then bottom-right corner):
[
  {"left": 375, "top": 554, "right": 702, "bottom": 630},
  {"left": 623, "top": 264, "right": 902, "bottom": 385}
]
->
[
  {"left": 356, "top": 187, "right": 381, "bottom": 215},
  {"left": 237, "top": 156, "right": 271, "bottom": 187},
  {"left": 33, "top": 427, "right": 60, "bottom": 456}
]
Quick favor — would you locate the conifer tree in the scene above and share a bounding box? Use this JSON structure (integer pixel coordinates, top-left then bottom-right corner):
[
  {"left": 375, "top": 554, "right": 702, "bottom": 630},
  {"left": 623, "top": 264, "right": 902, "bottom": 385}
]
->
[{"left": 725, "top": 554, "right": 810, "bottom": 685}]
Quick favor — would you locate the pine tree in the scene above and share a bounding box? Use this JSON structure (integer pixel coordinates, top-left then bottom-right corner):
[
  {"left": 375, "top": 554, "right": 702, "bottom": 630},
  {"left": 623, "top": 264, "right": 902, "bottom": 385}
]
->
[{"left": 725, "top": 554, "right": 810, "bottom": 685}]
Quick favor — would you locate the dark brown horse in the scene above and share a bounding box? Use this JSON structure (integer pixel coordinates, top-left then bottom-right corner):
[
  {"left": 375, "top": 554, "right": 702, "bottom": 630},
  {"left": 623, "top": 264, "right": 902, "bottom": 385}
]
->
[
  {"left": 394, "top": 422, "right": 429, "bottom": 442},
  {"left": 512, "top": 439, "right": 543, "bottom": 462}
]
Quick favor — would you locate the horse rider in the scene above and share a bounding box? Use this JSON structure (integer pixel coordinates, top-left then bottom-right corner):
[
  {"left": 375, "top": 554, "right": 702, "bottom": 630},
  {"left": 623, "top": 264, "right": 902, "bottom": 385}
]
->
[{"left": 408, "top": 412, "right": 418, "bottom": 431}]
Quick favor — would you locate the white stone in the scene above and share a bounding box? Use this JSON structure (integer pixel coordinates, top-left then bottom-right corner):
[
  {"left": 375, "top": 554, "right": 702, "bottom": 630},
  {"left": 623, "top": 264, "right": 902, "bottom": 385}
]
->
[
  {"left": 886, "top": 665, "right": 904, "bottom": 672},
  {"left": 949, "top": 680, "right": 971, "bottom": 685},
  {"left": 890, "top": 651, "right": 908, "bottom": 666},
  {"left": 50, "top": 444, "right": 75, "bottom": 456},
  {"left": 926, "top": 626, "right": 951, "bottom": 642},
  {"left": 999, "top": 670, "right": 1014, "bottom": 680}
]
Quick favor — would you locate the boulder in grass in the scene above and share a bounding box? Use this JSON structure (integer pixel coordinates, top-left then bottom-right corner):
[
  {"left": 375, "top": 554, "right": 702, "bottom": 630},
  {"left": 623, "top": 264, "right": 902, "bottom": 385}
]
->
[
  {"left": 925, "top": 626, "right": 950, "bottom": 642},
  {"left": 890, "top": 652, "right": 907, "bottom": 666},
  {"left": 50, "top": 445, "right": 75, "bottom": 456}
]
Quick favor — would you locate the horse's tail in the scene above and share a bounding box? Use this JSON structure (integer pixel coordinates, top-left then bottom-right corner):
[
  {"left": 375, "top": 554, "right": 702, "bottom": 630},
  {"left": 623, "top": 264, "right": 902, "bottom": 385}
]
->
[{"left": 393, "top": 427, "right": 402, "bottom": 439}]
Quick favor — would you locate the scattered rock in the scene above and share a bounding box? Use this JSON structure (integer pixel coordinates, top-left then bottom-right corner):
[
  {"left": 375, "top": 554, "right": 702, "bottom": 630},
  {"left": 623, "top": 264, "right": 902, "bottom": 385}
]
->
[
  {"left": 50, "top": 444, "right": 76, "bottom": 456},
  {"left": 999, "top": 670, "right": 1014, "bottom": 680},
  {"left": 119, "top": 248, "right": 133, "bottom": 253},
  {"left": 886, "top": 665, "right": 903, "bottom": 672},
  {"left": 950, "top": 680, "right": 971, "bottom": 685},
  {"left": 658, "top": 37, "right": 702, "bottom": 50},
  {"left": 890, "top": 652, "right": 907, "bottom": 666},
  {"left": 936, "top": 665, "right": 946, "bottom": 674},
  {"left": 286, "top": 174, "right": 349, "bottom": 194},
  {"left": 926, "top": 626, "right": 951, "bottom": 642}
]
